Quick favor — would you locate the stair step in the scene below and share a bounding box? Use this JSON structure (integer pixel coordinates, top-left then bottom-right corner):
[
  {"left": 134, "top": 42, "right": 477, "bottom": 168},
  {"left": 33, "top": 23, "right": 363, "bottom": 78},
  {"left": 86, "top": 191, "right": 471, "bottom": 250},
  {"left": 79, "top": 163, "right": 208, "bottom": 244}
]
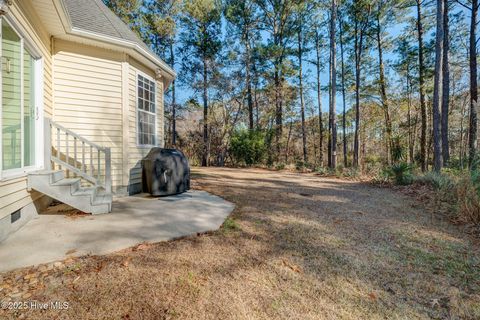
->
[
  {"left": 28, "top": 170, "right": 65, "bottom": 183},
  {"left": 91, "top": 203, "right": 111, "bottom": 215},
  {"left": 51, "top": 171, "right": 65, "bottom": 183},
  {"left": 28, "top": 172, "right": 112, "bottom": 215},
  {"left": 51, "top": 178, "right": 81, "bottom": 186},
  {"left": 28, "top": 170, "right": 59, "bottom": 175},
  {"left": 92, "top": 194, "right": 110, "bottom": 205},
  {"left": 72, "top": 187, "right": 97, "bottom": 196}
]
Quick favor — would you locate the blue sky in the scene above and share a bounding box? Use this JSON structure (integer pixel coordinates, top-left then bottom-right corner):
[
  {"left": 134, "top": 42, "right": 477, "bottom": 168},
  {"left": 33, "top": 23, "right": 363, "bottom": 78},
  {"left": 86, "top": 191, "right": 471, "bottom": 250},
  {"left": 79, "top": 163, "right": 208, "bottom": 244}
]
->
[{"left": 172, "top": 4, "right": 471, "bottom": 117}]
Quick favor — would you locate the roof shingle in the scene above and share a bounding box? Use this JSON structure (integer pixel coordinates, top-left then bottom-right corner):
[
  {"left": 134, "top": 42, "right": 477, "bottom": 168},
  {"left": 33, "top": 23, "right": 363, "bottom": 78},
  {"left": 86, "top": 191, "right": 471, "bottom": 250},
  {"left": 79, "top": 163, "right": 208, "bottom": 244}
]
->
[{"left": 62, "top": 0, "right": 155, "bottom": 59}]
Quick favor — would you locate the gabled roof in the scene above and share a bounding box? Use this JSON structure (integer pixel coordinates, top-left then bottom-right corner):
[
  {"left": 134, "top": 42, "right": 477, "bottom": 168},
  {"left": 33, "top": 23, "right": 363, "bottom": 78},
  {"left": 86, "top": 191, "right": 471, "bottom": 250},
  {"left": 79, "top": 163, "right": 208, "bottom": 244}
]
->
[{"left": 58, "top": 0, "right": 175, "bottom": 81}]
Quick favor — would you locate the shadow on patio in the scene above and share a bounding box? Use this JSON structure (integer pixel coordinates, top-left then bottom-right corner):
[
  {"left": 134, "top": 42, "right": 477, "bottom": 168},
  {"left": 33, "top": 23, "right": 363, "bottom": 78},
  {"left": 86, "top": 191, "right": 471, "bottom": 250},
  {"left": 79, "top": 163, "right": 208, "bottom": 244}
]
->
[{"left": 0, "top": 190, "right": 234, "bottom": 272}]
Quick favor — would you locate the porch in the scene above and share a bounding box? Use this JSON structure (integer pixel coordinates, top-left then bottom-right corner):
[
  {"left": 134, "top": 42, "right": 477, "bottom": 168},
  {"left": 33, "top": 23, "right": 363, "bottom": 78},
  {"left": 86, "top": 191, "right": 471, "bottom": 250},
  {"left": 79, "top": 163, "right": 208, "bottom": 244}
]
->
[{"left": 0, "top": 190, "right": 234, "bottom": 273}]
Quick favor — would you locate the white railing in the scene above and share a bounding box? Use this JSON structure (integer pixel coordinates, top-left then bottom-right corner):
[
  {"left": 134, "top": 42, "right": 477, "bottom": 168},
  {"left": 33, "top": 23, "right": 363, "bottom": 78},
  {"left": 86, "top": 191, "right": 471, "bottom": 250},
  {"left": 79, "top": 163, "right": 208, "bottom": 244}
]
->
[{"left": 44, "top": 118, "right": 112, "bottom": 194}]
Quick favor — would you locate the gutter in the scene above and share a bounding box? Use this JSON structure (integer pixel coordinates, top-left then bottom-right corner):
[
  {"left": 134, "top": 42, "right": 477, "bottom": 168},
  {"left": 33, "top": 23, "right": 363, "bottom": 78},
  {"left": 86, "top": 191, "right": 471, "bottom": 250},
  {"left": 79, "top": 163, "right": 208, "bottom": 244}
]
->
[{"left": 70, "top": 27, "right": 177, "bottom": 80}]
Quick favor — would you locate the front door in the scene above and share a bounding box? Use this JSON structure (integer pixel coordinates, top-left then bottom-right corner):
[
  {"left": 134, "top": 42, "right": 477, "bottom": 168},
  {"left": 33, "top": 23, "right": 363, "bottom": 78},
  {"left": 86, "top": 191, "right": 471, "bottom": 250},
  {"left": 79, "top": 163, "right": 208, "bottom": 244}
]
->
[{"left": 1, "top": 18, "right": 41, "bottom": 178}]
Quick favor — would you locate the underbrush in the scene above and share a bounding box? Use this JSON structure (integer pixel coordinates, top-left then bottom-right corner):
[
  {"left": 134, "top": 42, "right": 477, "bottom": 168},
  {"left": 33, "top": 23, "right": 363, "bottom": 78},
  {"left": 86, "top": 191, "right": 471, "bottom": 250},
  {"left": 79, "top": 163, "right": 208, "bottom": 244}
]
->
[
  {"left": 411, "top": 171, "right": 480, "bottom": 227},
  {"left": 367, "top": 161, "right": 480, "bottom": 228}
]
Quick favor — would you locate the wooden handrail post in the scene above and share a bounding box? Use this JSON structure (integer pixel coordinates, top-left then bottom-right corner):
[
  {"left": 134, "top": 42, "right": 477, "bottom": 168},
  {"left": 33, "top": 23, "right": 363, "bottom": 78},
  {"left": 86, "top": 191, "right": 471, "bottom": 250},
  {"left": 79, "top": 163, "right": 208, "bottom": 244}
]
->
[
  {"left": 44, "top": 118, "right": 52, "bottom": 170},
  {"left": 48, "top": 119, "right": 113, "bottom": 196},
  {"left": 105, "top": 147, "right": 112, "bottom": 194}
]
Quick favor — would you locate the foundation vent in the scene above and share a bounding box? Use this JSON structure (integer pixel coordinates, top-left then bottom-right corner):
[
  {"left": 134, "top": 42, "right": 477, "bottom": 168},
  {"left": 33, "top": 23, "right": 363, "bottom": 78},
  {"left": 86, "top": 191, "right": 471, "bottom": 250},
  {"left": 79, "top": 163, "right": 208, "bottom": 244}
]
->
[{"left": 11, "top": 209, "right": 21, "bottom": 223}]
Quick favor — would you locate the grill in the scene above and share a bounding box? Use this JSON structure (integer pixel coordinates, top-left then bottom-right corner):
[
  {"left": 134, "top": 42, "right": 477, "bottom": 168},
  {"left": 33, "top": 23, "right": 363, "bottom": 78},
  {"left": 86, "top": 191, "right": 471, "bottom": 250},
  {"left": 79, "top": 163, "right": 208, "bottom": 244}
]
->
[{"left": 141, "top": 148, "right": 190, "bottom": 196}]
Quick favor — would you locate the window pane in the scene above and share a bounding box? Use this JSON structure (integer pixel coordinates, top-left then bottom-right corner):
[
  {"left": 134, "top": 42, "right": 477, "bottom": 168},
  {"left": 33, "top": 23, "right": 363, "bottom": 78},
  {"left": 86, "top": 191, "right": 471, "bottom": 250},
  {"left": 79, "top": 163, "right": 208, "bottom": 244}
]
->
[
  {"left": 2, "top": 20, "right": 22, "bottom": 170},
  {"left": 137, "top": 75, "right": 156, "bottom": 145}
]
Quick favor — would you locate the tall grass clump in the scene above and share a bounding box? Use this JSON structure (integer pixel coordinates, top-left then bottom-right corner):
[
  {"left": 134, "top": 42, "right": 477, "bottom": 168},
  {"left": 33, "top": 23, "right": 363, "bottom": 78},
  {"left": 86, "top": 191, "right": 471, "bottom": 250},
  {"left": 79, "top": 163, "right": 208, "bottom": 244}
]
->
[
  {"left": 455, "top": 176, "right": 480, "bottom": 225},
  {"left": 415, "top": 169, "right": 480, "bottom": 226},
  {"left": 456, "top": 158, "right": 480, "bottom": 225}
]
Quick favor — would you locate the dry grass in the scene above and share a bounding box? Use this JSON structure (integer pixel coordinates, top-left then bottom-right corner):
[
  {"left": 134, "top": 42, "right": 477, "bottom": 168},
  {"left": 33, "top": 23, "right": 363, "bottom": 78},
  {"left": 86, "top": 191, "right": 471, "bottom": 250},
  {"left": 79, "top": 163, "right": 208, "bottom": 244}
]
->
[
  {"left": 455, "top": 176, "right": 480, "bottom": 226},
  {"left": 1, "top": 167, "right": 480, "bottom": 319}
]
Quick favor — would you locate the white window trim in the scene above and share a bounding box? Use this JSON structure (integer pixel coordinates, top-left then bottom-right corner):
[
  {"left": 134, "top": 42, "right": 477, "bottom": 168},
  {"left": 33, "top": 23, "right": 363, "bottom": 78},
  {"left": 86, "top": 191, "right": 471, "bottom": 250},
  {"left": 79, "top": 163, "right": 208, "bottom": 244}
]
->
[
  {"left": 0, "top": 16, "right": 44, "bottom": 181},
  {"left": 136, "top": 71, "right": 157, "bottom": 148}
]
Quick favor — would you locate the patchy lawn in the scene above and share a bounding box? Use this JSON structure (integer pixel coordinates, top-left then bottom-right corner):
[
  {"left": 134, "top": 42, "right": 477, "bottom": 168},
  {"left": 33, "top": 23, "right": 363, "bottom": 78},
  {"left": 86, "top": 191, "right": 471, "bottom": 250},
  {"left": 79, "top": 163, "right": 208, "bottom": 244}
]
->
[{"left": 1, "top": 168, "right": 479, "bottom": 319}]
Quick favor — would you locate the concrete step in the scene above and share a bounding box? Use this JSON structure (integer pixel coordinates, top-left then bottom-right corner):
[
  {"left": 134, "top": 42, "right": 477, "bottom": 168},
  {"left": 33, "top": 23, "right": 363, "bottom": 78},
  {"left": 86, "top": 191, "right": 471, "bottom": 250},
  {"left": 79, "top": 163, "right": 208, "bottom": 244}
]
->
[
  {"left": 28, "top": 170, "right": 112, "bottom": 215},
  {"left": 28, "top": 170, "right": 65, "bottom": 184}
]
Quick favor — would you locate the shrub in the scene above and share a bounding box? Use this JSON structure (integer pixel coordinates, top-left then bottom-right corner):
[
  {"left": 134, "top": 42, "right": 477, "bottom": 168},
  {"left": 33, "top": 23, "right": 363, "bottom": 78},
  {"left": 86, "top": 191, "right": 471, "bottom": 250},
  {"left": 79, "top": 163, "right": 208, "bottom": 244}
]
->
[
  {"left": 414, "top": 170, "right": 480, "bottom": 225},
  {"left": 295, "top": 160, "right": 305, "bottom": 171},
  {"left": 414, "top": 172, "right": 455, "bottom": 192},
  {"left": 341, "top": 167, "right": 360, "bottom": 178},
  {"left": 230, "top": 129, "right": 266, "bottom": 166},
  {"left": 275, "top": 163, "right": 286, "bottom": 170},
  {"left": 315, "top": 166, "right": 330, "bottom": 175},
  {"left": 372, "top": 169, "right": 391, "bottom": 184},
  {"left": 295, "top": 160, "right": 313, "bottom": 171},
  {"left": 456, "top": 177, "right": 480, "bottom": 225},
  {"left": 391, "top": 136, "right": 405, "bottom": 163},
  {"left": 387, "top": 162, "right": 413, "bottom": 185}
]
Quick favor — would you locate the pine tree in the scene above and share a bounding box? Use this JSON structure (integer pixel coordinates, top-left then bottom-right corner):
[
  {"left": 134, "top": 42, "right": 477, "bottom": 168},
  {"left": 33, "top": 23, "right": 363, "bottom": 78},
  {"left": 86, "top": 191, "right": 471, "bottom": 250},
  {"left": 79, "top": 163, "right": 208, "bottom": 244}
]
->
[
  {"left": 180, "top": 0, "right": 222, "bottom": 166},
  {"left": 225, "top": 0, "right": 260, "bottom": 131},
  {"left": 432, "top": 0, "right": 444, "bottom": 172}
]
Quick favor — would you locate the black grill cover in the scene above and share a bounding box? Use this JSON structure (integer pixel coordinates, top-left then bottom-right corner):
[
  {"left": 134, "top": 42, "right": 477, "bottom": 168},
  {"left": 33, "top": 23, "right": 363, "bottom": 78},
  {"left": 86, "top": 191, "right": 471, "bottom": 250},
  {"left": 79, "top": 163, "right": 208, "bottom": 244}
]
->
[{"left": 141, "top": 148, "right": 190, "bottom": 196}]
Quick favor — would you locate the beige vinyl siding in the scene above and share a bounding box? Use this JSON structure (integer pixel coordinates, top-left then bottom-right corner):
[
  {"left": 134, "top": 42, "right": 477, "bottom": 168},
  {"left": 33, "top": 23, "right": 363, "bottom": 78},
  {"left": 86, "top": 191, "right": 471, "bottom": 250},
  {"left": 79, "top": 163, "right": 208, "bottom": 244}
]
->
[
  {"left": 15, "top": 0, "right": 53, "bottom": 117},
  {"left": 2, "top": 23, "right": 22, "bottom": 170},
  {"left": 53, "top": 40, "right": 124, "bottom": 188},
  {"left": 0, "top": 2, "right": 53, "bottom": 220},
  {"left": 127, "top": 59, "right": 164, "bottom": 187}
]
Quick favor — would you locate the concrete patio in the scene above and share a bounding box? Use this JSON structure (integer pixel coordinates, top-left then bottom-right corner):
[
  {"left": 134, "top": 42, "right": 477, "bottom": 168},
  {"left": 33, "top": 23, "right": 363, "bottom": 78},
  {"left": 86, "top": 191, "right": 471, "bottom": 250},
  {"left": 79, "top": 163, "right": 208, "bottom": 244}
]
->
[{"left": 0, "top": 190, "right": 234, "bottom": 273}]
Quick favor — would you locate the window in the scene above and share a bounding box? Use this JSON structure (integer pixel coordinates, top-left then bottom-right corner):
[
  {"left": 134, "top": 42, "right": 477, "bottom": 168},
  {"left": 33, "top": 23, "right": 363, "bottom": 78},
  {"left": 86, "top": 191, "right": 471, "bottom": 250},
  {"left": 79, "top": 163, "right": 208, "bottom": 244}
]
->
[
  {"left": 137, "top": 74, "right": 156, "bottom": 146},
  {"left": 1, "top": 18, "right": 39, "bottom": 173}
]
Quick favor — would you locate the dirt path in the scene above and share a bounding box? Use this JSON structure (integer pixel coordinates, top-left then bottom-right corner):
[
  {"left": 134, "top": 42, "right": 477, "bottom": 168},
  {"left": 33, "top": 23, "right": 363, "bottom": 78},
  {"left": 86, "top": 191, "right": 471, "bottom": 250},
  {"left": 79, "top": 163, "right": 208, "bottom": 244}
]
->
[{"left": 1, "top": 168, "right": 479, "bottom": 319}]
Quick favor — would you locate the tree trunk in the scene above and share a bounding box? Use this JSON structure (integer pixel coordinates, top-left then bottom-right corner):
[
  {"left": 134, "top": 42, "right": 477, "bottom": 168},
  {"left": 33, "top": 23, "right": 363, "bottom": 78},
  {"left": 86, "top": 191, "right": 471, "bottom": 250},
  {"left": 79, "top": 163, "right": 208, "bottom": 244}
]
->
[
  {"left": 432, "top": 0, "right": 444, "bottom": 172},
  {"left": 468, "top": 0, "right": 478, "bottom": 166},
  {"left": 376, "top": 12, "right": 393, "bottom": 164},
  {"left": 441, "top": 0, "right": 450, "bottom": 164},
  {"left": 202, "top": 55, "right": 209, "bottom": 167},
  {"left": 407, "top": 68, "right": 414, "bottom": 164},
  {"left": 274, "top": 68, "right": 281, "bottom": 159},
  {"left": 460, "top": 94, "right": 468, "bottom": 168},
  {"left": 253, "top": 62, "right": 260, "bottom": 128},
  {"left": 416, "top": 0, "right": 427, "bottom": 171},
  {"left": 273, "top": 27, "right": 284, "bottom": 162},
  {"left": 245, "top": 31, "right": 254, "bottom": 131},
  {"left": 298, "top": 22, "right": 307, "bottom": 163},
  {"left": 353, "top": 4, "right": 367, "bottom": 168},
  {"left": 285, "top": 120, "right": 294, "bottom": 163},
  {"left": 315, "top": 29, "right": 324, "bottom": 166},
  {"left": 329, "top": 0, "right": 337, "bottom": 169},
  {"left": 353, "top": 17, "right": 360, "bottom": 168},
  {"left": 170, "top": 41, "right": 176, "bottom": 146},
  {"left": 339, "top": 15, "right": 348, "bottom": 168},
  {"left": 274, "top": 63, "right": 283, "bottom": 161}
]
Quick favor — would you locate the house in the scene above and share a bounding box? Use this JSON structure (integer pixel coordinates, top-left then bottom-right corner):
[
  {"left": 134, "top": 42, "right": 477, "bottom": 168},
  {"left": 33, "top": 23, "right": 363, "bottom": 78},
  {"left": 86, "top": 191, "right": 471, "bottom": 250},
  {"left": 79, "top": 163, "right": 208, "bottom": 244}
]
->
[{"left": 0, "top": 0, "right": 175, "bottom": 242}]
